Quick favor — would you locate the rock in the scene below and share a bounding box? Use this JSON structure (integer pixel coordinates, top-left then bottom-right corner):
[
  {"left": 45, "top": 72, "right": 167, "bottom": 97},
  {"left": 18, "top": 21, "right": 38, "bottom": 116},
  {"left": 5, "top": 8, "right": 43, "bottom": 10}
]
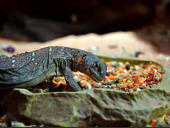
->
[
  {"left": 11, "top": 121, "right": 26, "bottom": 127},
  {"left": 0, "top": 0, "right": 160, "bottom": 42},
  {"left": 1, "top": 69, "right": 170, "bottom": 127}
]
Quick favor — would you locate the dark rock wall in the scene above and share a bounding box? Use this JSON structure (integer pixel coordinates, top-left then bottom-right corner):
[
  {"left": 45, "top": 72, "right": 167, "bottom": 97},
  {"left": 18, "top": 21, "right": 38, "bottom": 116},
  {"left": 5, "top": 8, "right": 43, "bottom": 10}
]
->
[{"left": 0, "top": 0, "right": 166, "bottom": 42}]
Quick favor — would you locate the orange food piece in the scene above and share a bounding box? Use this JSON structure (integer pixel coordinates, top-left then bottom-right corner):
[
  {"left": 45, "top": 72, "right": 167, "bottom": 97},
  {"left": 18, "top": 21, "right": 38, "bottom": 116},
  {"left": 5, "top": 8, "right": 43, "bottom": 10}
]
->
[
  {"left": 112, "top": 86, "right": 117, "bottom": 89},
  {"left": 164, "top": 117, "right": 168, "bottom": 122},
  {"left": 139, "top": 74, "right": 144, "bottom": 77},
  {"left": 52, "top": 79, "right": 66, "bottom": 87},
  {"left": 110, "top": 72, "right": 116, "bottom": 76},
  {"left": 157, "top": 73, "right": 161, "bottom": 77},
  {"left": 81, "top": 80, "right": 87, "bottom": 86},
  {"left": 73, "top": 72, "right": 77, "bottom": 76},
  {"left": 151, "top": 119, "right": 157, "bottom": 126},
  {"left": 57, "top": 81, "right": 64, "bottom": 87},
  {"left": 143, "top": 86, "right": 148, "bottom": 89},
  {"left": 123, "top": 75, "right": 127, "bottom": 78},
  {"left": 129, "top": 85, "right": 133, "bottom": 88},
  {"left": 107, "top": 66, "right": 113, "bottom": 70},
  {"left": 139, "top": 78, "right": 146, "bottom": 85},
  {"left": 151, "top": 119, "right": 157, "bottom": 123},
  {"left": 109, "top": 74, "right": 115, "bottom": 80},
  {"left": 117, "top": 67, "right": 124, "bottom": 73},
  {"left": 122, "top": 79, "right": 127, "bottom": 83},
  {"left": 51, "top": 61, "right": 163, "bottom": 92},
  {"left": 122, "top": 86, "right": 126, "bottom": 89},
  {"left": 134, "top": 83, "right": 140, "bottom": 87},
  {"left": 104, "top": 76, "right": 109, "bottom": 81}
]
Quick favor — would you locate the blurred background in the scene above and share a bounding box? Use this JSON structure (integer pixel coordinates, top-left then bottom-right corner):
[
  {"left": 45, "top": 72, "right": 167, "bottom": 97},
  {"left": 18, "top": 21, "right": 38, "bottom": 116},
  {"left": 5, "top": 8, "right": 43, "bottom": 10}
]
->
[
  {"left": 0, "top": 0, "right": 169, "bottom": 67},
  {"left": 0, "top": 0, "right": 169, "bottom": 41}
]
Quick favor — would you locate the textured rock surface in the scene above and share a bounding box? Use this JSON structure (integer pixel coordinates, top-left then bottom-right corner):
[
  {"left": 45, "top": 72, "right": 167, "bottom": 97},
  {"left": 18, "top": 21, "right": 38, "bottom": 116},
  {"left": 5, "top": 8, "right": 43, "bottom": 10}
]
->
[
  {"left": 1, "top": 59, "right": 170, "bottom": 127},
  {"left": 1, "top": 88, "right": 170, "bottom": 127}
]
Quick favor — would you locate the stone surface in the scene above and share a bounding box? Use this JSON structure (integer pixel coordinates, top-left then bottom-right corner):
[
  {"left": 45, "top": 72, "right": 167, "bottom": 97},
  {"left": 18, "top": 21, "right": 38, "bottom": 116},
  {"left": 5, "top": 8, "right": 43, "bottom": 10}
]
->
[
  {"left": 0, "top": 32, "right": 163, "bottom": 57},
  {"left": 1, "top": 88, "right": 170, "bottom": 127}
]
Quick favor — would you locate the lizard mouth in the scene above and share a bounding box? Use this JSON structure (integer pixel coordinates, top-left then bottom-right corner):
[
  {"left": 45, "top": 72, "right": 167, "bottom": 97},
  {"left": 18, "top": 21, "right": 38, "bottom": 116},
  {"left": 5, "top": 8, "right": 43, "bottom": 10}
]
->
[{"left": 90, "top": 68, "right": 105, "bottom": 82}]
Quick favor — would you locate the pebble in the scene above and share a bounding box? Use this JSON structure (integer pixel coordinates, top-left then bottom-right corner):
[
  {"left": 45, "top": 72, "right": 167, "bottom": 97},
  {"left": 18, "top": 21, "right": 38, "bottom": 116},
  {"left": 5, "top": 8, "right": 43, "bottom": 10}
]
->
[
  {"left": 47, "top": 60, "right": 164, "bottom": 93},
  {"left": 134, "top": 51, "right": 144, "bottom": 57},
  {"left": 73, "top": 76, "right": 80, "bottom": 81},
  {"left": 137, "top": 88, "right": 141, "bottom": 92},
  {"left": 154, "top": 70, "right": 158, "bottom": 73},
  {"left": 86, "top": 83, "right": 92, "bottom": 89},
  {"left": 125, "top": 64, "right": 130, "bottom": 71},
  {"left": 2, "top": 44, "right": 15, "bottom": 53},
  {"left": 111, "top": 84, "right": 116, "bottom": 87},
  {"left": 127, "top": 85, "right": 131, "bottom": 89},
  {"left": 142, "top": 83, "right": 146, "bottom": 87},
  {"left": 112, "top": 79, "right": 120, "bottom": 84},
  {"left": 135, "top": 66, "right": 140, "bottom": 70},
  {"left": 155, "top": 77, "right": 160, "bottom": 81},
  {"left": 106, "top": 72, "right": 110, "bottom": 76},
  {"left": 2, "top": 44, "right": 8, "bottom": 49},
  {"left": 11, "top": 121, "right": 25, "bottom": 127},
  {"left": 110, "top": 61, "right": 117, "bottom": 66},
  {"left": 7, "top": 46, "right": 15, "bottom": 53},
  {"left": 76, "top": 72, "right": 84, "bottom": 75},
  {"left": 90, "top": 45, "right": 97, "bottom": 51}
]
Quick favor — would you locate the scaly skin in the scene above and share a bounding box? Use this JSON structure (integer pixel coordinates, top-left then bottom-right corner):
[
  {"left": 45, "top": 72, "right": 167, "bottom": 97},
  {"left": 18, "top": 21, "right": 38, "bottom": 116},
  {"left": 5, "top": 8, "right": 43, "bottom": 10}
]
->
[{"left": 0, "top": 46, "right": 107, "bottom": 91}]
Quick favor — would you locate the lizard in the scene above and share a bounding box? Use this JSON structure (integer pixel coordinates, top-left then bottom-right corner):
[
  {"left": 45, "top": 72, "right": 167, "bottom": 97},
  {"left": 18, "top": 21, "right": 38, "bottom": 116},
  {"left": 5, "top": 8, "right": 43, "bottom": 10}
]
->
[{"left": 0, "top": 46, "right": 107, "bottom": 91}]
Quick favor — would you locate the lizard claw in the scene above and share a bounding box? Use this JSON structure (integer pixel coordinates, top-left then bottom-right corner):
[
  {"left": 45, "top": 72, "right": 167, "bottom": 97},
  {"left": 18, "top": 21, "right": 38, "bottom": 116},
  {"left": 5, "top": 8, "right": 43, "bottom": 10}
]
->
[{"left": 67, "top": 81, "right": 82, "bottom": 91}]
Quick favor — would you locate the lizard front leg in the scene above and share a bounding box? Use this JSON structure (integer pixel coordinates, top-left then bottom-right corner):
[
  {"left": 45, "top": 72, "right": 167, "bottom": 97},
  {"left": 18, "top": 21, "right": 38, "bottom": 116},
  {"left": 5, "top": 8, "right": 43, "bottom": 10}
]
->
[
  {"left": 64, "top": 67, "right": 82, "bottom": 91},
  {"left": 53, "top": 58, "right": 82, "bottom": 91}
]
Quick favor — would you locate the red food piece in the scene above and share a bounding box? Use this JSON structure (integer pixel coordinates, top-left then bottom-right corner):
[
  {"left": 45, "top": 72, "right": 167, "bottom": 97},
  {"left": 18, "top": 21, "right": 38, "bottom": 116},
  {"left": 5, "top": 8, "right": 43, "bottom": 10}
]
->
[{"left": 159, "top": 71, "right": 165, "bottom": 74}]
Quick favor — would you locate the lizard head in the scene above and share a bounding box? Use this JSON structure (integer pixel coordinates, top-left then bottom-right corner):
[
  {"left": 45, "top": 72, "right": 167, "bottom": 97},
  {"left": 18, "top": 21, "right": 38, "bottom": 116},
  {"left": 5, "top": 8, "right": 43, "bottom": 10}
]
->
[{"left": 76, "top": 52, "right": 107, "bottom": 82}]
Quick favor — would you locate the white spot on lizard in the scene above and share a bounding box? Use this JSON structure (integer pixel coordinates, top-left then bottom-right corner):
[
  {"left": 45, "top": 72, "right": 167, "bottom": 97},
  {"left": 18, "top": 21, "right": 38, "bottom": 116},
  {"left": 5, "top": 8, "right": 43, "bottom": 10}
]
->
[
  {"left": 12, "top": 59, "right": 15, "bottom": 63},
  {"left": 32, "top": 52, "right": 35, "bottom": 56},
  {"left": 49, "top": 47, "right": 53, "bottom": 52}
]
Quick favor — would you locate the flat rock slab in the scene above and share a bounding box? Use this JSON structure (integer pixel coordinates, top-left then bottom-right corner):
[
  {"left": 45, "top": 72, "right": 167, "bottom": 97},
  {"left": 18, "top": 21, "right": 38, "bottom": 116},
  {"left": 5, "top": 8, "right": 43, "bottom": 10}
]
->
[{"left": 1, "top": 82, "right": 170, "bottom": 127}]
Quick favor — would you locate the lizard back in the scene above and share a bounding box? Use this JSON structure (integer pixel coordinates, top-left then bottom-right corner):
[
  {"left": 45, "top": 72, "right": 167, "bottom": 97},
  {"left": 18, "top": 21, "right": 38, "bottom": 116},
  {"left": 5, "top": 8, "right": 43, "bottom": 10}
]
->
[{"left": 0, "top": 47, "right": 52, "bottom": 88}]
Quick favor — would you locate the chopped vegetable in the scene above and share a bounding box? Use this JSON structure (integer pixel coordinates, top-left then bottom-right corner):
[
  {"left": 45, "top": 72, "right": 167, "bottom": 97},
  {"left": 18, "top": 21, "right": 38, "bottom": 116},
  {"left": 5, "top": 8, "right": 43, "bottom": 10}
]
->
[{"left": 49, "top": 61, "right": 164, "bottom": 92}]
